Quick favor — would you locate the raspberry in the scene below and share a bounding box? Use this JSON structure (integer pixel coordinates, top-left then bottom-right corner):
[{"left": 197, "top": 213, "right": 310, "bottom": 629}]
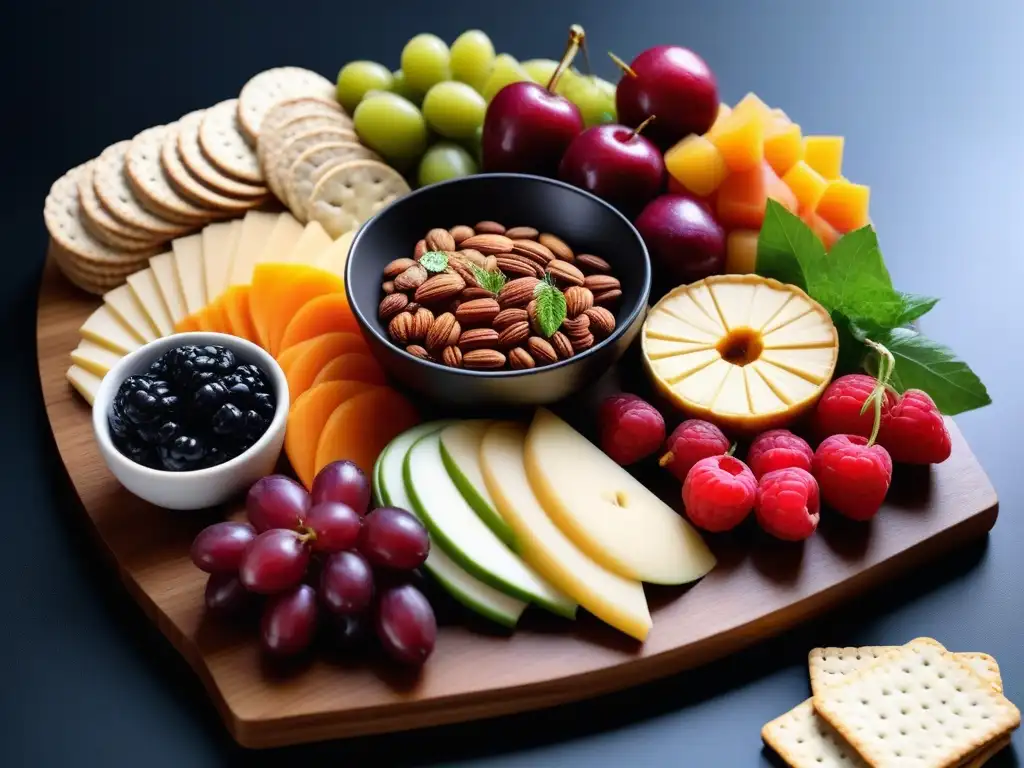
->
[
  {"left": 658, "top": 419, "right": 730, "bottom": 482},
  {"left": 598, "top": 393, "right": 666, "bottom": 465},
  {"left": 878, "top": 389, "right": 952, "bottom": 464},
  {"left": 746, "top": 429, "right": 813, "bottom": 480},
  {"left": 812, "top": 434, "right": 893, "bottom": 521},
  {"left": 814, "top": 374, "right": 897, "bottom": 441},
  {"left": 681, "top": 455, "right": 757, "bottom": 532},
  {"left": 755, "top": 467, "right": 820, "bottom": 541}
]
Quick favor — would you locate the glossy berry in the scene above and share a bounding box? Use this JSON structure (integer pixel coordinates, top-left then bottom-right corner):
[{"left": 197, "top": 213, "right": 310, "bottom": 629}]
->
[
  {"left": 746, "top": 429, "right": 814, "bottom": 480},
  {"left": 312, "top": 461, "right": 372, "bottom": 515},
  {"left": 659, "top": 419, "right": 730, "bottom": 481},
  {"left": 239, "top": 528, "right": 311, "bottom": 594},
  {"left": 261, "top": 584, "right": 318, "bottom": 657},
  {"left": 246, "top": 475, "right": 310, "bottom": 532},
  {"left": 598, "top": 393, "right": 666, "bottom": 465},
  {"left": 152, "top": 344, "right": 237, "bottom": 392},
  {"left": 190, "top": 520, "right": 257, "bottom": 573},
  {"left": 755, "top": 467, "right": 820, "bottom": 541},
  {"left": 306, "top": 502, "right": 362, "bottom": 553},
  {"left": 681, "top": 455, "right": 757, "bottom": 532},
  {"left": 814, "top": 374, "right": 897, "bottom": 441},
  {"left": 812, "top": 434, "right": 893, "bottom": 521},
  {"left": 878, "top": 389, "right": 952, "bottom": 464},
  {"left": 204, "top": 573, "right": 254, "bottom": 615},
  {"left": 359, "top": 507, "right": 430, "bottom": 570}
]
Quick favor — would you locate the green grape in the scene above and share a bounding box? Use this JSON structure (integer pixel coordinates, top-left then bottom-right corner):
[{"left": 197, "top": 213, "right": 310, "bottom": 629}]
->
[
  {"left": 554, "top": 67, "right": 583, "bottom": 97},
  {"left": 390, "top": 70, "right": 423, "bottom": 106},
  {"left": 353, "top": 93, "right": 428, "bottom": 171},
  {"left": 422, "top": 81, "right": 486, "bottom": 140},
  {"left": 459, "top": 124, "right": 484, "bottom": 167},
  {"left": 450, "top": 30, "right": 495, "bottom": 93},
  {"left": 401, "top": 34, "right": 451, "bottom": 95},
  {"left": 522, "top": 59, "right": 557, "bottom": 87},
  {"left": 481, "top": 54, "right": 532, "bottom": 103},
  {"left": 562, "top": 75, "right": 617, "bottom": 127},
  {"left": 417, "top": 142, "right": 478, "bottom": 187},
  {"left": 336, "top": 61, "right": 393, "bottom": 114}
]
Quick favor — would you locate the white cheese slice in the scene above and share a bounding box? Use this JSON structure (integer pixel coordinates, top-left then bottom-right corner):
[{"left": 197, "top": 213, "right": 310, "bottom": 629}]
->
[
  {"left": 126, "top": 267, "right": 174, "bottom": 337},
  {"left": 645, "top": 311, "right": 721, "bottom": 343},
  {"left": 745, "top": 365, "right": 786, "bottom": 414},
  {"left": 80, "top": 305, "right": 141, "bottom": 355},
  {"left": 751, "top": 360, "right": 821, "bottom": 404},
  {"left": 70, "top": 340, "right": 123, "bottom": 378},
  {"left": 314, "top": 229, "right": 355, "bottom": 276},
  {"left": 643, "top": 337, "right": 712, "bottom": 360},
  {"left": 747, "top": 284, "right": 796, "bottom": 331},
  {"left": 202, "top": 220, "right": 242, "bottom": 301},
  {"left": 254, "top": 212, "right": 303, "bottom": 265},
  {"left": 761, "top": 295, "right": 812, "bottom": 335},
  {"left": 760, "top": 347, "right": 835, "bottom": 384},
  {"left": 761, "top": 310, "right": 835, "bottom": 349},
  {"left": 103, "top": 284, "right": 158, "bottom": 343},
  {"left": 687, "top": 283, "right": 726, "bottom": 330},
  {"left": 672, "top": 358, "right": 731, "bottom": 405},
  {"left": 286, "top": 220, "right": 333, "bottom": 265},
  {"left": 660, "top": 292, "right": 724, "bottom": 336},
  {"left": 171, "top": 234, "right": 206, "bottom": 315},
  {"left": 710, "top": 364, "right": 750, "bottom": 415},
  {"left": 150, "top": 252, "right": 187, "bottom": 325},
  {"left": 651, "top": 348, "right": 721, "bottom": 383},
  {"left": 66, "top": 365, "right": 103, "bottom": 406},
  {"left": 228, "top": 210, "right": 282, "bottom": 286}
]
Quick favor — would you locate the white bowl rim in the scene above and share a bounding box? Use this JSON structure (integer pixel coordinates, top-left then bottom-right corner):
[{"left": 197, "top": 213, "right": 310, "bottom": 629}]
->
[{"left": 92, "top": 332, "right": 290, "bottom": 481}]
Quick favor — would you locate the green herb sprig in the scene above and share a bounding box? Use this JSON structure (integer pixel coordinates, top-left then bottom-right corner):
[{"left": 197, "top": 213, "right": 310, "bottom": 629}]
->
[
  {"left": 469, "top": 263, "right": 507, "bottom": 295},
  {"left": 533, "top": 275, "right": 567, "bottom": 337}
]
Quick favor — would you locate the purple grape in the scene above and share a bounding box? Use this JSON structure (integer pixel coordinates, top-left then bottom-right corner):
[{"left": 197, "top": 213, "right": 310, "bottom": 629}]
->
[
  {"left": 239, "top": 529, "right": 310, "bottom": 594},
  {"left": 247, "top": 475, "right": 310, "bottom": 532},
  {"left": 261, "top": 584, "right": 317, "bottom": 657},
  {"left": 321, "top": 551, "right": 374, "bottom": 614},
  {"left": 204, "top": 573, "right": 254, "bottom": 615},
  {"left": 305, "top": 502, "right": 361, "bottom": 553},
  {"left": 311, "top": 461, "right": 371, "bottom": 515},
  {"left": 375, "top": 583, "right": 437, "bottom": 666},
  {"left": 190, "top": 521, "right": 256, "bottom": 573},
  {"left": 359, "top": 507, "right": 430, "bottom": 570}
]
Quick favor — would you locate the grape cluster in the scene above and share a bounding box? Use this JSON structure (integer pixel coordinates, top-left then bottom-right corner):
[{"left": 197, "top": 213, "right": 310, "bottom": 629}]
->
[{"left": 190, "top": 461, "right": 436, "bottom": 666}]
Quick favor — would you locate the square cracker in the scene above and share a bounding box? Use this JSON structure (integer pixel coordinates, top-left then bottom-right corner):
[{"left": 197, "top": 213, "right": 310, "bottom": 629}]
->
[{"left": 812, "top": 643, "right": 1020, "bottom": 767}]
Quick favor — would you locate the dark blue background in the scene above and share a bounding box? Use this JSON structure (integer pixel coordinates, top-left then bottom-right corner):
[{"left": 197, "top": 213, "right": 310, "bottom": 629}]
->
[{"left": 2, "top": 1, "right": 1021, "bottom": 764}]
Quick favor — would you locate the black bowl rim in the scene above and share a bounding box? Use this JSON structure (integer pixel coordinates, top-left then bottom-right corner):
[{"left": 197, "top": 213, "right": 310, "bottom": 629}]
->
[{"left": 344, "top": 172, "right": 652, "bottom": 379}]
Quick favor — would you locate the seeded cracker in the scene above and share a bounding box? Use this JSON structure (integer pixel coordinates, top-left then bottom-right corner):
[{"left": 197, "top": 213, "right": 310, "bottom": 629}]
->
[
  {"left": 270, "top": 129, "right": 366, "bottom": 212},
  {"left": 159, "top": 122, "right": 258, "bottom": 214},
  {"left": 75, "top": 160, "right": 159, "bottom": 251},
  {"left": 762, "top": 699, "right": 870, "bottom": 768},
  {"left": 125, "top": 124, "right": 217, "bottom": 224},
  {"left": 812, "top": 643, "right": 1020, "bottom": 767},
  {"left": 237, "top": 67, "right": 338, "bottom": 144},
  {"left": 307, "top": 159, "right": 410, "bottom": 238},
  {"left": 177, "top": 110, "right": 268, "bottom": 199},
  {"left": 287, "top": 141, "right": 380, "bottom": 222},
  {"left": 258, "top": 97, "right": 348, "bottom": 143},
  {"left": 257, "top": 112, "right": 353, "bottom": 190},
  {"left": 198, "top": 99, "right": 264, "bottom": 184}
]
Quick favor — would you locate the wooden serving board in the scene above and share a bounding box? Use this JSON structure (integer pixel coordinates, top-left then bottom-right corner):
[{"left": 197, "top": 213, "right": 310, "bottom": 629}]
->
[{"left": 36, "top": 259, "right": 999, "bottom": 749}]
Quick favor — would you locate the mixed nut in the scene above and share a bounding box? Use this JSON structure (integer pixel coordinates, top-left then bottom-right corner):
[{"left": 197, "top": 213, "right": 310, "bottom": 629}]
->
[{"left": 378, "top": 221, "right": 620, "bottom": 371}]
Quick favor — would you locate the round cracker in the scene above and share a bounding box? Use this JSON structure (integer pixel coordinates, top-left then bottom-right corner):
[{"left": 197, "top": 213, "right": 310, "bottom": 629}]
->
[
  {"left": 126, "top": 124, "right": 217, "bottom": 224},
  {"left": 75, "top": 161, "right": 160, "bottom": 252},
  {"left": 160, "top": 121, "right": 258, "bottom": 214},
  {"left": 268, "top": 127, "right": 363, "bottom": 208},
  {"left": 257, "top": 113, "right": 354, "bottom": 196},
  {"left": 237, "top": 67, "right": 338, "bottom": 143},
  {"left": 92, "top": 142, "right": 193, "bottom": 238},
  {"left": 49, "top": 240, "right": 147, "bottom": 294},
  {"left": 177, "top": 110, "right": 268, "bottom": 199},
  {"left": 286, "top": 141, "right": 379, "bottom": 220},
  {"left": 307, "top": 159, "right": 410, "bottom": 238},
  {"left": 258, "top": 97, "right": 349, "bottom": 145},
  {"left": 199, "top": 99, "right": 264, "bottom": 184}
]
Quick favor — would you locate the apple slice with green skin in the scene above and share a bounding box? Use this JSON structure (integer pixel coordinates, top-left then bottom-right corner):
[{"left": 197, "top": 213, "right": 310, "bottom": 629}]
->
[
  {"left": 374, "top": 422, "right": 528, "bottom": 628},
  {"left": 405, "top": 431, "right": 577, "bottom": 619},
  {"left": 438, "top": 420, "right": 516, "bottom": 548}
]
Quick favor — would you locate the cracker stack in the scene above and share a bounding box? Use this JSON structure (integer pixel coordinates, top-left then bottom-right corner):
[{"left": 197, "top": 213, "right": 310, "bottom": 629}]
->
[{"left": 762, "top": 638, "right": 1019, "bottom": 767}]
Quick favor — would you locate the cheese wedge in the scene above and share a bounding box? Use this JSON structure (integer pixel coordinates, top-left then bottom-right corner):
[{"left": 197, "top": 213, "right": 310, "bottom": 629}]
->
[
  {"left": 286, "top": 221, "right": 333, "bottom": 266},
  {"left": 228, "top": 210, "right": 281, "bottom": 287},
  {"left": 126, "top": 268, "right": 174, "bottom": 337},
  {"left": 80, "top": 305, "right": 142, "bottom": 355},
  {"left": 171, "top": 233, "right": 206, "bottom": 315},
  {"left": 150, "top": 252, "right": 188, "bottom": 325},
  {"left": 524, "top": 409, "right": 716, "bottom": 585},
  {"left": 70, "top": 340, "right": 122, "bottom": 378},
  {"left": 759, "top": 346, "right": 836, "bottom": 383},
  {"left": 315, "top": 229, "right": 355, "bottom": 276},
  {"left": 760, "top": 310, "right": 836, "bottom": 349},
  {"left": 66, "top": 365, "right": 103, "bottom": 406},
  {"left": 103, "top": 284, "right": 158, "bottom": 343},
  {"left": 202, "top": 220, "right": 242, "bottom": 302},
  {"left": 480, "top": 421, "right": 652, "bottom": 641},
  {"left": 254, "top": 212, "right": 303, "bottom": 266}
]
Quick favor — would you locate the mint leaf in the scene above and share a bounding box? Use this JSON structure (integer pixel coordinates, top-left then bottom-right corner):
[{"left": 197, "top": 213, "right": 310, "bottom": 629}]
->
[
  {"left": 875, "top": 327, "right": 991, "bottom": 415},
  {"left": 894, "top": 292, "right": 939, "bottom": 326},
  {"left": 469, "top": 263, "right": 507, "bottom": 294},
  {"left": 419, "top": 250, "right": 449, "bottom": 273},
  {"left": 756, "top": 200, "right": 827, "bottom": 292},
  {"left": 533, "top": 281, "right": 566, "bottom": 337}
]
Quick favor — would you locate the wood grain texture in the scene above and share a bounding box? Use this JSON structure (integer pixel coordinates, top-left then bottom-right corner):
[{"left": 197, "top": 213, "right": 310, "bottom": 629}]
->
[{"left": 35, "top": 257, "right": 999, "bottom": 749}]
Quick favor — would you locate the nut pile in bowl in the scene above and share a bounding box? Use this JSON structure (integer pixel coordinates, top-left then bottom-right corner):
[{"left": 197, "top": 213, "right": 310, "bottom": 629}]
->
[{"left": 377, "top": 222, "right": 621, "bottom": 371}]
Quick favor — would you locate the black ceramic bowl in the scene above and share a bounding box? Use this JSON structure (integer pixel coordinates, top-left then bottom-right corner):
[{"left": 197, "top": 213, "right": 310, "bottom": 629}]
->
[{"left": 345, "top": 173, "right": 651, "bottom": 406}]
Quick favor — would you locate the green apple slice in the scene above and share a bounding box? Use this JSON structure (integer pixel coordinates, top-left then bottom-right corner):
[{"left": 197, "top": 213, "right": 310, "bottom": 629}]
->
[
  {"left": 405, "top": 431, "right": 577, "bottom": 619},
  {"left": 375, "top": 422, "right": 527, "bottom": 628},
  {"left": 438, "top": 420, "right": 516, "bottom": 548}
]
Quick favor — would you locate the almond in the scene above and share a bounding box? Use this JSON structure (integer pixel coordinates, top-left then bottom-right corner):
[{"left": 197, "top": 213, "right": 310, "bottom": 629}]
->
[
  {"left": 497, "top": 320, "right": 530, "bottom": 348},
  {"left": 449, "top": 224, "right": 475, "bottom": 244},
  {"left": 511, "top": 239, "right": 555, "bottom": 266},
  {"left": 460, "top": 233, "right": 514, "bottom": 255},
  {"left": 394, "top": 263, "right": 428, "bottom": 291},
  {"left": 593, "top": 288, "right": 623, "bottom": 305},
  {"left": 455, "top": 298, "right": 500, "bottom": 326},
  {"left": 406, "top": 344, "right": 431, "bottom": 360},
  {"left": 410, "top": 307, "right": 434, "bottom": 341},
  {"left": 379, "top": 292, "right": 408, "bottom": 321},
  {"left": 493, "top": 307, "right": 528, "bottom": 331},
  {"left": 414, "top": 239, "right": 427, "bottom": 259},
  {"left": 426, "top": 312, "right": 461, "bottom": 351},
  {"left": 441, "top": 346, "right": 463, "bottom": 367},
  {"left": 526, "top": 299, "right": 541, "bottom": 336},
  {"left": 505, "top": 226, "right": 540, "bottom": 240},
  {"left": 384, "top": 257, "right": 417, "bottom": 278},
  {"left": 551, "top": 331, "right": 574, "bottom": 359},
  {"left": 496, "top": 254, "right": 542, "bottom": 279},
  {"left": 527, "top": 336, "right": 558, "bottom": 364},
  {"left": 448, "top": 297, "right": 462, "bottom": 314},
  {"left": 463, "top": 349, "right": 506, "bottom": 369},
  {"left": 425, "top": 227, "right": 456, "bottom": 252},
  {"left": 509, "top": 347, "right": 536, "bottom": 369},
  {"left": 458, "top": 248, "right": 486, "bottom": 266},
  {"left": 575, "top": 253, "right": 611, "bottom": 273},
  {"left": 474, "top": 220, "right": 506, "bottom": 235},
  {"left": 570, "top": 332, "right": 595, "bottom": 353},
  {"left": 388, "top": 312, "right": 413, "bottom": 344},
  {"left": 461, "top": 286, "right": 496, "bottom": 301},
  {"left": 539, "top": 233, "right": 573, "bottom": 262},
  {"left": 561, "top": 314, "right": 591, "bottom": 339},
  {"left": 448, "top": 258, "right": 477, "bottom": 287},
  {"left": 498, "top": 276, "right": 540, "bottom": 308},
  {"left": 483, "top": 255, "right": 499, "bottom": 272},
  {"left": 564, "top": 285, "right": 594, "bottom": 317},
  {"left": 458, "top": 327, "right": 500, "bottom": 351},
  {"left": 382, "top": 280, "right": 395, "bottom": 295},
  {"left": 547, "top": 259, "right": 585, "bottom": 287},
  {"left": 584, "top": 274, "right": 621, "bottom": 293},
  {"left": 584, "top": 306, "right": 616, "bottom": 337},
  {"left": 415, "top": 272, "right": 465, "bottom": 304}
]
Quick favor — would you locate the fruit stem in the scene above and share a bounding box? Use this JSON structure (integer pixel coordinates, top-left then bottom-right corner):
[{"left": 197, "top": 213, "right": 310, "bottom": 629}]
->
[
  {"left": 727, "top": 442, "right": 738, "bottom": 457},
  {"left": 630, "top": 115, "right": 657, "bottom": 140},
  {"left": 607, "top": 51, "right": 637, "bottom": 78},
  {"left": 297, "top": 526, "right": 317, "bottom": 544},
  {"left": 859, "top": 338, "right": 896, "bottom": 447},
  {"left": 547, "top": 25, "right": 585, "bottom": 93},
  {"left": 574, "top": 23, "right": 593, "bottom": 76},
  {"left": 658, "top": 451, "right": 673, "bottom": 468}
]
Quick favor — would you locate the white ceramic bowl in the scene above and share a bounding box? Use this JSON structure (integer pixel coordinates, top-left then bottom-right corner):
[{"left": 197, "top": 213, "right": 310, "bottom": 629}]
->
[{"left": 92, "top": 332, "right": 289, "bottom": 510}]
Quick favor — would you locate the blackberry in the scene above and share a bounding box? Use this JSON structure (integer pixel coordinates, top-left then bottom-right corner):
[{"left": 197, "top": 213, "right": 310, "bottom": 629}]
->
[{"left": 151, "top": 344, "right": 237, "bottom": 393}]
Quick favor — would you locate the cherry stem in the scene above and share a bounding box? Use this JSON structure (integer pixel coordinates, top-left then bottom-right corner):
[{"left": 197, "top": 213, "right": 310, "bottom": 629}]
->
[
  {"left": 575, "top": 23, "right": 593, "bottom": 76},
  {"left": 859, "top": 338, "right": 896, "bottom": 447},
  {"left": 607, "top": 51, "right": 637, "bottom": 78},
  {"left": 630, "top": 115, "right": 657, "bottom": 140},
  {"left": 297, "top": 526, "right": 317, "bottom": 544},
  {"left": 547, "top": 25, "right": 584, "bottom": 93},
  {"left": 727, "top": 442, "right": 738, "bottom": 457},
  {"left": 658, "top": 452, "right": 673, "bottom": 467}
]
